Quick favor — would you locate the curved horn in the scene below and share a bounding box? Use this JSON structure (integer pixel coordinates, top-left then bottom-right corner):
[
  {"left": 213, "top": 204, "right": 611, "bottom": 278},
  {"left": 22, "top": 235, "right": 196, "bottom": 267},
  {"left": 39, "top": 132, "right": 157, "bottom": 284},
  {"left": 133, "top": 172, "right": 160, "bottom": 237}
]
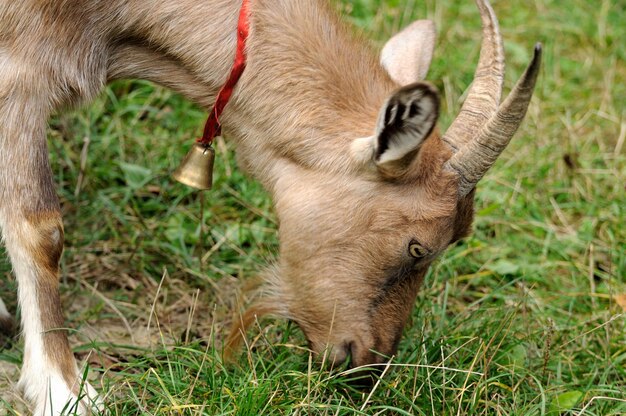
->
[
  {"left": 442, "top": 0, "right": 505, "bottom": 151},
  {"left": 445, "top": 44, "right": 543, "bottom": 196}
]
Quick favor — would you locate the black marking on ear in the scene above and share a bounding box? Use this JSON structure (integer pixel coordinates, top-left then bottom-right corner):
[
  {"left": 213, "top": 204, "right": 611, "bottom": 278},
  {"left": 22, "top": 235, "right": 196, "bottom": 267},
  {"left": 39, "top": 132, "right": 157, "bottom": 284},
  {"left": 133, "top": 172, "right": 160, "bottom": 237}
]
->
[
  {"left": 384, "top": 104, "right": 394, "bottom": 127},
  {"left": 395, "top": 103, "right": 406, "bottom": 120},
  {"left": 376, "top": 125, "right": 392, "bottom": 157},
  {"left": 375, "top": 83, "right": 440, "bottom": 163},
  {"left": 409, "top": 103, "right": 421, "bottom": 118}
]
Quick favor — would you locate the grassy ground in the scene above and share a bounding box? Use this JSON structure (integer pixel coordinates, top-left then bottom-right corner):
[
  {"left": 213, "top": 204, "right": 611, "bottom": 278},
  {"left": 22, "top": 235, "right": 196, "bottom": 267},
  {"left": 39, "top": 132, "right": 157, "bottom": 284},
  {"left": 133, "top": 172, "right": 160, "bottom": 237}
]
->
[{"left": 1, "top": 0, "right": 625, "bottom": 414}]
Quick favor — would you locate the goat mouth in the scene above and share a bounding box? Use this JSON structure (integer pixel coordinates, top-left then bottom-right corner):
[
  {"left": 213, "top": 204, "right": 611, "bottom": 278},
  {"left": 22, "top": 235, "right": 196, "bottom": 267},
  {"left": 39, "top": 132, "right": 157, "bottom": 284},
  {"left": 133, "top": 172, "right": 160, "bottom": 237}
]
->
[{"left": 344, "top": 343, "right": 383, "bottom": 389}]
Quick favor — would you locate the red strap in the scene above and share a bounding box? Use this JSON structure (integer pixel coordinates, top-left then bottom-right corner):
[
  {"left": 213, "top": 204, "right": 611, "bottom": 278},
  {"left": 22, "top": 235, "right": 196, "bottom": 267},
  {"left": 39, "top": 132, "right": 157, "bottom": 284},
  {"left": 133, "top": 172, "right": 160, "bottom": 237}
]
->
[{"left": 199, "top": 0, "right": 250, "bottom": 145}]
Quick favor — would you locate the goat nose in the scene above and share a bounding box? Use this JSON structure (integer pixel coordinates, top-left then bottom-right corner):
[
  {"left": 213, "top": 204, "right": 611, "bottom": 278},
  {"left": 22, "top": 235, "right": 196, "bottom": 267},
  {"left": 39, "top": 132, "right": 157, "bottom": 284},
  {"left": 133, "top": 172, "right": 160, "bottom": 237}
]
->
[{"left": 328, "top": 342, "right": 351, "bottom": 366}]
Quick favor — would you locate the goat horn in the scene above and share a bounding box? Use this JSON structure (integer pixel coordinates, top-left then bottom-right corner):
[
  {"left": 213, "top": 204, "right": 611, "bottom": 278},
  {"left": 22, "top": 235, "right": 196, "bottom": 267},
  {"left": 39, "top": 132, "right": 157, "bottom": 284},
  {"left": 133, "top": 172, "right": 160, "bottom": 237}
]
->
[
  {"left": 441, "top": 0, "right": 505, "bottom": 151},
  {"left": 445, "top": 43, "right": 543, "bottom": 196}
]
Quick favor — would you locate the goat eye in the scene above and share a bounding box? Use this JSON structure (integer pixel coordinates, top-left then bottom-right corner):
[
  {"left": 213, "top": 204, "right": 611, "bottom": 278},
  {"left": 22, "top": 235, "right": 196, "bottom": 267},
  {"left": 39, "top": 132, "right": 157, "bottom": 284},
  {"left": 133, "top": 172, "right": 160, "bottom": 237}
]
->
[{"left": 408, "top": 241, "right": 428, "bottom": 259}]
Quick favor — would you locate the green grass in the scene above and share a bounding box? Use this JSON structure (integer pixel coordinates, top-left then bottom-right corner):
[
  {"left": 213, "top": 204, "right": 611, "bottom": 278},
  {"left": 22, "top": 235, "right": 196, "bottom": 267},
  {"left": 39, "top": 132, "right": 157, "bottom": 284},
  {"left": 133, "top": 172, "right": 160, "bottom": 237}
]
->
[{"left": 1, "top": 0, "right": 625, "bottom": 414}]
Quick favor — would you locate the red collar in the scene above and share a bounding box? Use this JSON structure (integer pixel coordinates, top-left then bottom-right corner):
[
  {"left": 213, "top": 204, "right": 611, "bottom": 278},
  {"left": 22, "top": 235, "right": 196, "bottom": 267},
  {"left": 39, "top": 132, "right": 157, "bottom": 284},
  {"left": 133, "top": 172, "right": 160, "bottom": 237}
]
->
[{"left": 198, "top": 0, "right": 250, "bottom": 145}]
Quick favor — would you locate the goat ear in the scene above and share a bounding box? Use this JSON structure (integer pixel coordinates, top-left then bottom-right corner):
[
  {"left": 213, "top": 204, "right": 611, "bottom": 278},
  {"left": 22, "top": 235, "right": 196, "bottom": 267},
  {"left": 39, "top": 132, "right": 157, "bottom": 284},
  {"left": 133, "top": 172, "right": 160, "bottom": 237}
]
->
[
  {"left": 349, "top": 83, "right": 439, "bottom": 174},
  {"left": 374, "top": 83, "right": 439, "bottom": 171},
  {"left": 381, "top": 20, "right": 436, "bottom": 86}
]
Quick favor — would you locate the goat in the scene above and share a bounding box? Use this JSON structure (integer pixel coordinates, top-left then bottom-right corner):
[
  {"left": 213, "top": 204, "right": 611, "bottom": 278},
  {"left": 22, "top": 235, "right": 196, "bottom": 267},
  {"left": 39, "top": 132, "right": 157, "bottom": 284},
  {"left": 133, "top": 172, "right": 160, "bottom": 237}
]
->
[{"left": 0, "top": 0, "right": 541, "bottom": 413}]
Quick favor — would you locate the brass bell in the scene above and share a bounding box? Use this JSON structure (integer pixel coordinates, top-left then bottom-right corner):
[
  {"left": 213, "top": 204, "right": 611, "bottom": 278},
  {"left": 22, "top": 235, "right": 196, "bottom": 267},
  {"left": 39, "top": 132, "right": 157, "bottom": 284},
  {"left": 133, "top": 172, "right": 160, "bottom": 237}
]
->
[{"left": 172, "top": 142, "right": 215, "bottom": 190}]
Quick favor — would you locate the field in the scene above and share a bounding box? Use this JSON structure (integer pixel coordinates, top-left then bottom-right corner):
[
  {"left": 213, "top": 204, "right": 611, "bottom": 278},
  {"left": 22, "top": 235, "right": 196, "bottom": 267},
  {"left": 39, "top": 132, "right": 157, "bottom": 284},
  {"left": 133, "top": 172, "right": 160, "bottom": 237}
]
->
[{"left": 1, "top": 0, "right": 625, "bottom": 414}]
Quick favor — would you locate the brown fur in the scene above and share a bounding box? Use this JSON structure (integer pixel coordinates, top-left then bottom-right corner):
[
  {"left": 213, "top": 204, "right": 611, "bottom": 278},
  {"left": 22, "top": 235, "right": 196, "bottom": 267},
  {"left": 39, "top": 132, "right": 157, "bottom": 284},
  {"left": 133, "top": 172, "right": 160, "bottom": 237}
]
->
[
  {"left": 26, "top": 214, "right": 77, "bottom": 387},
  {"left": 1, "top": 3, "right": 482, "bottom": 407}
]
